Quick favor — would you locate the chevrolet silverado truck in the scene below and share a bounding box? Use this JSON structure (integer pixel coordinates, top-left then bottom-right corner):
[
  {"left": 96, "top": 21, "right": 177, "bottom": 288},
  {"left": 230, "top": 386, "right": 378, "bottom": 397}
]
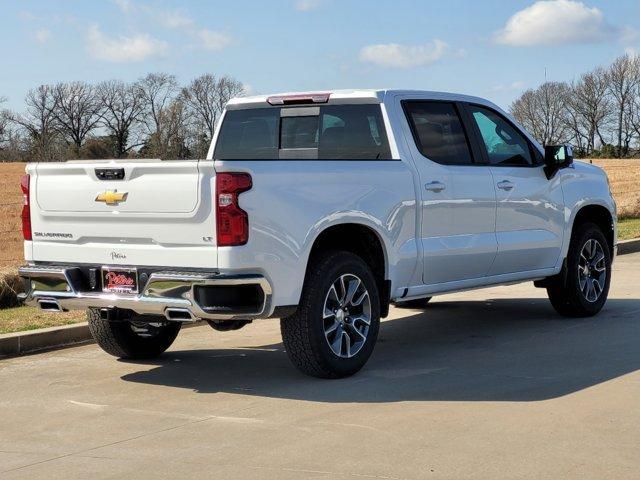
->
[{"left": 19, "top": 89, "right": 617, "bottom": 378}]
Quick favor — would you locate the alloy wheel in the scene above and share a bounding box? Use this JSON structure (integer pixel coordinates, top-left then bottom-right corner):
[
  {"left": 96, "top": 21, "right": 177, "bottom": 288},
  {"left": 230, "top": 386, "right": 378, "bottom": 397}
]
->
[
  {"left": 578, "top": 239, "right": 607, "bottom": 303},
  {"left": 322, "top": 274, "right": 371, "bottom": 358}
]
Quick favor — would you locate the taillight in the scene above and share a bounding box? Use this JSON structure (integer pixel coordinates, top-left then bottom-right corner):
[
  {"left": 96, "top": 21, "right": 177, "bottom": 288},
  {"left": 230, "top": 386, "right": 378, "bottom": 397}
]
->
[
  {"left": 20, "top": 174, "right": 32, "bottom": 241},
  {"left": 216, "top": 173, "right": 252, "bottom": 246}
]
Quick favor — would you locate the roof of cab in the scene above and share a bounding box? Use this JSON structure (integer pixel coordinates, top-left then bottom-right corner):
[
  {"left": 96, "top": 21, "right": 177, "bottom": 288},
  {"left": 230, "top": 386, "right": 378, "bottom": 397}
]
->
[{"left": 225, "top": 89, "right": 497, "bottom": 110}]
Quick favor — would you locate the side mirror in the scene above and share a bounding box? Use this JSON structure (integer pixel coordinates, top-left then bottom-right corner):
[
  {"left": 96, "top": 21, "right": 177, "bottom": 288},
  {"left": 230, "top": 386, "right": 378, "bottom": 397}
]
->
[{"left": 544, "top": 145, "right": 573, "bottom": 179}]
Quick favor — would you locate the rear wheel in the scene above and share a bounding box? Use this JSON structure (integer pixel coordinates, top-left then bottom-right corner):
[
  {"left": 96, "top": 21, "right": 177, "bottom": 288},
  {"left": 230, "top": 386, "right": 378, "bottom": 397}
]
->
[
  {"left": 87, "top": 309, "right": 181, "bottom": 359},
  {"left": 280, "top": 251, "right": 380, "bottom": 378},
  {"left": 546, "top": 223, "right": 611, "bottom": 317}
]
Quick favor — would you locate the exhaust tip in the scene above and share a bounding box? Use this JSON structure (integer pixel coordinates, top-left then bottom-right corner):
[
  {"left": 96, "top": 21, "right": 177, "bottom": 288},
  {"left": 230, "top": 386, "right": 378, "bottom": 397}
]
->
[
  {"left": 164, "top": 308, "right": 195, "bottom": 322},
  {"left": 38, "top": 299, "right": 62, "bottom": 312}
]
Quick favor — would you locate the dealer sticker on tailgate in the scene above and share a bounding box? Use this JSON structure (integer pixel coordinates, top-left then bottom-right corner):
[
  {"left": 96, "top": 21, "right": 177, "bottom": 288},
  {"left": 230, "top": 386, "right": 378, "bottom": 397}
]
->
[{"left": 102, "top": 267, "right": 138, "bottom": 294}]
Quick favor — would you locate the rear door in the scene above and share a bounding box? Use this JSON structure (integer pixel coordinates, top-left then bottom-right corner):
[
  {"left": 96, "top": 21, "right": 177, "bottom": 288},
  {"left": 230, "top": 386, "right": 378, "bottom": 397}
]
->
[
  {"left": 30, "top": 160, "right": 218, "bottom": 268},
  {"left": 463, "top": 104, "right": 564, "bottom": 275},
  {"left": 402, "top": 100, "right": 497, "bottom": 285}
]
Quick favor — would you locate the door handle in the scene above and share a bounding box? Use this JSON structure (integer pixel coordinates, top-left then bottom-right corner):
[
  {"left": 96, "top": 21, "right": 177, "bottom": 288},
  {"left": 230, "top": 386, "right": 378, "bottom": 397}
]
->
[
  {"left": 425, "top": 181, "right": 446, "bottom": 193},
  {"left": 497, "top": 180, "right": 514, "bottom": 191}
]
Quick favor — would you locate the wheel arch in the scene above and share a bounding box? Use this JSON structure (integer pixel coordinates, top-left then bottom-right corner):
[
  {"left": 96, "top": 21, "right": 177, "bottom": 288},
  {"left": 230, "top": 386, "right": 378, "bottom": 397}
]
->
[
  {"left": 303, "top": 222, "right": 392, "bottom": 317},
  {"left": 569, "top": 203, "right": 616, "bottom": 256}
]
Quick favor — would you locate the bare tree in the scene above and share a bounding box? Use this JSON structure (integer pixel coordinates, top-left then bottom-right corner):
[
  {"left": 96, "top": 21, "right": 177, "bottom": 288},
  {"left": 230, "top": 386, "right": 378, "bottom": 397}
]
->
[
  {"left": 137, "top": 73, "right": 178, "bottom": 157},
  {"left": 566, "top": 68, "right": 612, "bottom": 154},
  {"left": 11, "top": 85, "right": 60, "bottom": 161},
  {"left": 98, "top": 80, "right": 144, "bottom": 157},
  {"left": 606, "top": 54, "right": 640, "bottom": 157},
  {"left": 629, "top": 82, "right": 640, "bottom": 147},
  {"left": 0, "top": 96, "right": 9, "bottom": 149},
  {"left": 50, "top": 81, "right": 103, "bottom": 154},
  {"left": 183, "top": 74, "right": 244, "bottom": 137},
  {"left": 140, "top": 98, "right": 191, "bottom": 159},
  {"left": 181, "top": 74, "right": 244, "bottom": 157},
  {"left": 511, "top": 81, "right": 571, "bottom": 146}
]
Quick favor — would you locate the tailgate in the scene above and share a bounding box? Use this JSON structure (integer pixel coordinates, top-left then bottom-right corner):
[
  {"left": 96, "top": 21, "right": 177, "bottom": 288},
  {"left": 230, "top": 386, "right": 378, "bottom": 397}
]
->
[{"left": 28, "top": 160, "right": 218, "bottom": 269}]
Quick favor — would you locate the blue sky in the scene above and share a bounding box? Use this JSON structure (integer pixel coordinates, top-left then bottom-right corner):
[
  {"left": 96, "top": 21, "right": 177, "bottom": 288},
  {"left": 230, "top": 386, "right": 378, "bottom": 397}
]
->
[{"left": 1, "top": 0, "right": 638, "bottom": 111}]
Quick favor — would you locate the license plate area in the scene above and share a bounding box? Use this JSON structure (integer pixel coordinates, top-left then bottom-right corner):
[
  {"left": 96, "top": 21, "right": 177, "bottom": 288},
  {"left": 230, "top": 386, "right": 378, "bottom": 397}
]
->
[{"left": 101, "top": 267, "right": 138, "bottom": 294}]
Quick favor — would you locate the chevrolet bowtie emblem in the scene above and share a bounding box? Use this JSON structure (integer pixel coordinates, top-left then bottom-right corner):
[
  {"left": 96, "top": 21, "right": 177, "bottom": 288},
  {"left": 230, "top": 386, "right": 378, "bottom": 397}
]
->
[{"left": 95, "top": 190, "right": 128, "bottom": 206}]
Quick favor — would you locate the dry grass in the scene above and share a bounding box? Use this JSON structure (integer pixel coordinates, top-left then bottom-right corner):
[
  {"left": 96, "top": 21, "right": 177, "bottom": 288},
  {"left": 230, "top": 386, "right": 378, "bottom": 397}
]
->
[
  {"left": 0, "top": 162, "right": 26, "bottom": 270},
  {"left": 581, "top": 159, "right": 640, "bottom": 219}
]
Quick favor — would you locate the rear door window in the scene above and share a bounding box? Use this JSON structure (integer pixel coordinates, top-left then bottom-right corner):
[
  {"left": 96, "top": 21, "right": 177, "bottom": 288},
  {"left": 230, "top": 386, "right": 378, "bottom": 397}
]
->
[
  {"left": 214, "top": 104, "right": 391, "bottom": 160},
  {"left": 403, "top": 101, "right": 474, "bottom": 165}
]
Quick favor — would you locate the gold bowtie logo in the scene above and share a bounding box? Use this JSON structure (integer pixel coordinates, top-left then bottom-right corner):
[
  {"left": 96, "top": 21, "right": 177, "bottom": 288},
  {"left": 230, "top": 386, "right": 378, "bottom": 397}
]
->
[{"left": 95, "top": 190, "right": 128, "bottom": 206}]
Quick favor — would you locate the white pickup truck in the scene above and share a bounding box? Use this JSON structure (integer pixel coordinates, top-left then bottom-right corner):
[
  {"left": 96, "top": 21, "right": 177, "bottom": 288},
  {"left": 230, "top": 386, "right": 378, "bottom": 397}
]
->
[{"left": 19, "top": 89, "right": 617, "bottom": 378}]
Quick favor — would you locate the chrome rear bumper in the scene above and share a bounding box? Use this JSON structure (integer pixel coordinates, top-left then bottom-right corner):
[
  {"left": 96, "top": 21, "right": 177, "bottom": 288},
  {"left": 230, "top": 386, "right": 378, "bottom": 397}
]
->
[{"left": 18, "top": 266, "right": 273, "bottom": 321}]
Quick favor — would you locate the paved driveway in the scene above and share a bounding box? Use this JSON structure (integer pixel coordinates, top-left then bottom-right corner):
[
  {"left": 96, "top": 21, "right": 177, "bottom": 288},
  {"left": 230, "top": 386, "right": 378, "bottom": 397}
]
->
[{"left": 1, "top": 253, "right": 639, "bottom": 479}]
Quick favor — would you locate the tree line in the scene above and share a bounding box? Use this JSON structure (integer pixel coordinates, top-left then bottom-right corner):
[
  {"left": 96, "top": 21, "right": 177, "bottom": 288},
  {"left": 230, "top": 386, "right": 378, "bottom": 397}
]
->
[
  {"left": 0, "top": 73, "right": 244, "bottom": 162},
  {"left": 2, "top": 55, "right": 640, "bottom": 162},
  {"left": 510, "top": 53, "right": 640, "bottom": 158}
]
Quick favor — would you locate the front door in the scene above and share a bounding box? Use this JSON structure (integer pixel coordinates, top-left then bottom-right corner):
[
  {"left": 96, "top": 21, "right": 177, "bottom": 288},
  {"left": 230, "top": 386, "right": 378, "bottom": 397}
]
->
[
  {"left": 465, "top": 104, "right": 564, "bottom": 275},
  {"left": 402, "top": 100, "right": 497, "bottom": 285}
]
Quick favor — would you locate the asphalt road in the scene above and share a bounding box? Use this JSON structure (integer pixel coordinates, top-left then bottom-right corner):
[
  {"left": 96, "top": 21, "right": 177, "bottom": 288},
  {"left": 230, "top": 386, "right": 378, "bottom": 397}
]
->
[{"left": 1, "top": 253, "right": 639, "bottom": 479}]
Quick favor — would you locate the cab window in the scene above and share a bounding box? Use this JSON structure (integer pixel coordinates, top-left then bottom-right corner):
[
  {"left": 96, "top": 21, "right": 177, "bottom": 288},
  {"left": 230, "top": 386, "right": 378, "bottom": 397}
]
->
[{"left": 469, "top": 105, "right": 534, "bottom": 166}]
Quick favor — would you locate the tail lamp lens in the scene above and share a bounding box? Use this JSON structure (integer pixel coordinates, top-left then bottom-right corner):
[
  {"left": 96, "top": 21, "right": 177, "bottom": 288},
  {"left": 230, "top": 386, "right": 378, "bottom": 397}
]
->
[
  {"left": 21, "top": 174, "right": 32, "bottom": 241},
  {"left": 216, "top": 173, "right": 252, "bottom": 246}
]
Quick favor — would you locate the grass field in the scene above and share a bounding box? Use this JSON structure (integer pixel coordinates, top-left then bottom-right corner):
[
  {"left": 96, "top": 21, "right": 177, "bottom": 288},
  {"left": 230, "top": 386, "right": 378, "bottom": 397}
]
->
[
  {"left": 584, "top": 159, "right": 640, "bottom": 219},
  {"left": 618, "top": 217, "right": 640, "bottom": 241},
  {"left": 0, "top": 162, "right": 25, "bottom": 270},
  {"left": 0, "top": 305, "right": 84, "bottom": 334}
]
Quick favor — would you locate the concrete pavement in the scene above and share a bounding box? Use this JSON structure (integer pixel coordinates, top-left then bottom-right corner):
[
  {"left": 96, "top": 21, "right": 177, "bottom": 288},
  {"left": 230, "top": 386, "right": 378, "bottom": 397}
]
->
[{"left": 1, "top": 253, "right": 639, "bottom": 479}]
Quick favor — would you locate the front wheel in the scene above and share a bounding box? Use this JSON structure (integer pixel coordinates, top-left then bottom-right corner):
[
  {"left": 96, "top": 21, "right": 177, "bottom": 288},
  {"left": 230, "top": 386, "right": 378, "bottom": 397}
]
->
[
  {"left": 87, "top": 309, "right": 181, "bottom": 359},
  {"left": 547, "top": 223, "right": 612, "bottom": 317},
  {"left": 280, "top": 251, "right": 380, "bottom": 378}
]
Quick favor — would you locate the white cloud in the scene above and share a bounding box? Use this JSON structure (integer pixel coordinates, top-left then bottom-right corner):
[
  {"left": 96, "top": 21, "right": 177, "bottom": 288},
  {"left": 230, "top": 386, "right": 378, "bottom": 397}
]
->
[
  {"left": 34, "top": 28, "right": 51, "bottom": 43},
  {"left": 156, "top": 9, "right": 194, "bottom": 29},
  {"left": 86, "top": 24, "right": 167, "bottom": 62},
  {"left": 113, "top": 0, "right": 133, "bottom": 14},
  {"left": 294, "top": 0, "right": 323, "bottom": 11},
  {"left": 359, "top": 40, "right": 449, "bottom": 69},
  {"left": 19, "top": 11, "right": 37, "bottom": 21},
  {"left": 197, "top": 29, "right": 232, "bottom": 51},
  {"left": 625, "top": 47, "right": 638, "bottom": 58},
  {"left": 495, "top": 0, "right": 617, "bottom": 47}
]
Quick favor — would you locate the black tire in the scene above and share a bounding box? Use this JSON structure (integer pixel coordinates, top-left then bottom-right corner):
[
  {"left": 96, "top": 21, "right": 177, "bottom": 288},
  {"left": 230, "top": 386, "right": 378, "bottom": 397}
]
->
[
  {"left": 280, "top": 251, "right": 380, "bottom": 378},
  {"left": 396, "top": 296, "right": 432, "bottom": 309},
  {"left": 87, "top": 309, "right": 181, "bottom": 359},
  {"left": 547, "top": 222, "right": 611, "bottom": 317}
]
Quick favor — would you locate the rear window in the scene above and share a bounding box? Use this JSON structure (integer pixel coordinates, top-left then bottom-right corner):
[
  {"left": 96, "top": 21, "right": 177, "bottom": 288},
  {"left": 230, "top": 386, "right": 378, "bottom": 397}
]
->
[{"left": 214, "top": 104, "right": 392, "bottom": 160}]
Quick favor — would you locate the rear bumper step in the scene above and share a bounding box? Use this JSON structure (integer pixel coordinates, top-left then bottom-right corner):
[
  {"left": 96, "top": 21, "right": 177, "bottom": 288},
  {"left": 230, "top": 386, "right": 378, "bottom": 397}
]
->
[{"left": 18, "top": 266, "right": 273, "bottom": 321}]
